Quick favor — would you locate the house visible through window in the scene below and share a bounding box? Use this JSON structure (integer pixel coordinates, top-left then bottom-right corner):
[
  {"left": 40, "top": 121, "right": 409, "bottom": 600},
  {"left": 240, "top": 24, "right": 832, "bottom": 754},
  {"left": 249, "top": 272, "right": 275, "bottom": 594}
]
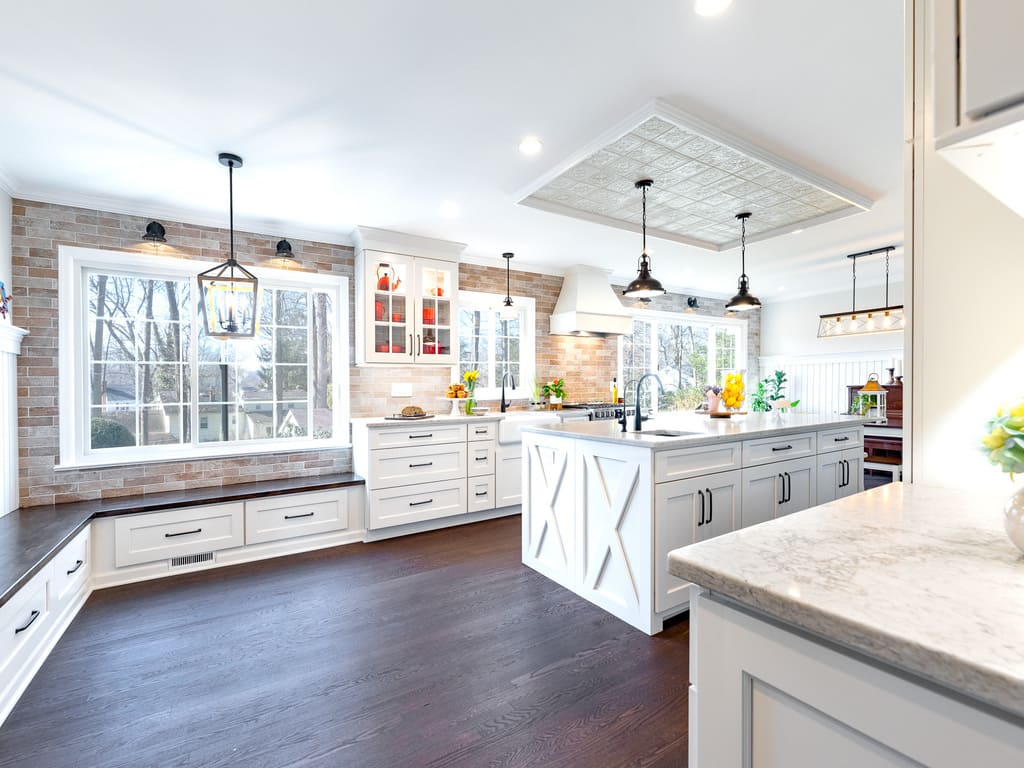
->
[
  {"left": 61, "top": 246, "right": 348, "bottom": 467},
  {"left": 457, "top": 291, "right": 535, "bottom": 398}
]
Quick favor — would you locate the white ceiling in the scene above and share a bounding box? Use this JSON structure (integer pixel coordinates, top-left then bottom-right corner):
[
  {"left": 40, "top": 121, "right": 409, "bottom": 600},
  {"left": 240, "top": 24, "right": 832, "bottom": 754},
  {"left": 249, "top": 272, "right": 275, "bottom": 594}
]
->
[{"left": 0, "top": 0, "right": 904, "bottom": 301}]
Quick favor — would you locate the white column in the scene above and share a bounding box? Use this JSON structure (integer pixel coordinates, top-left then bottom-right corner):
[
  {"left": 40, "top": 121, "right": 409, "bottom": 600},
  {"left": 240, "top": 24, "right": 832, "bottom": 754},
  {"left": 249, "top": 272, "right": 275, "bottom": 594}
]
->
[{"left": 0, "top": 325, "right": 28, "bottom": 515}]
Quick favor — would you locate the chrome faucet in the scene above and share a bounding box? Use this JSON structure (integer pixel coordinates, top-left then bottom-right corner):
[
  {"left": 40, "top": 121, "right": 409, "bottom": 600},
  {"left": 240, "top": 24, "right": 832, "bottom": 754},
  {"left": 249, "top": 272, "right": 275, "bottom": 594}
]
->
[
  {"left": 500, "top": 371, "right": 517, "bottom": 412},
  {"left": 632, "top": 373, "right": 664, "bottom": 432}
]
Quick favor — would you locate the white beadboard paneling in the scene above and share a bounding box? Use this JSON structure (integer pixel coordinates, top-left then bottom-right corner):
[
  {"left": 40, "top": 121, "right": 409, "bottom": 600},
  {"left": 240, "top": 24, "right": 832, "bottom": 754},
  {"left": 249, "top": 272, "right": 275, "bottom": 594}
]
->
[{"left": 759, "top": 353, "right": 900, "bottom": 416}]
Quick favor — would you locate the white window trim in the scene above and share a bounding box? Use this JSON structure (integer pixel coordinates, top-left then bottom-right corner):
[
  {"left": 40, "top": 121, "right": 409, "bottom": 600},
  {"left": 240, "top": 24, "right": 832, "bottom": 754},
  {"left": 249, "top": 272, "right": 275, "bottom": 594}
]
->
[
  {"left": 618, "top": 307, "right": 748, "bottom": 411},
  {"left": 455, "top": 291, "right": 536, "bottom": 400},
  {"left": 57, "top": 245, "right": 350, "bottom": 470}
]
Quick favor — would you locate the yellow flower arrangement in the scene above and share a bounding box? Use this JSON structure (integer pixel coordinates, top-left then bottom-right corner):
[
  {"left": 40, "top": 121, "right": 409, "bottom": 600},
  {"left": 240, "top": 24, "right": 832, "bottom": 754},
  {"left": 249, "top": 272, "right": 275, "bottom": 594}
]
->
[
  {"left": 982, "top": 400, "right": 1024, "bottom": 476},
  {"left": 721, "top": 372, "right": 745, "bottom": 410}
]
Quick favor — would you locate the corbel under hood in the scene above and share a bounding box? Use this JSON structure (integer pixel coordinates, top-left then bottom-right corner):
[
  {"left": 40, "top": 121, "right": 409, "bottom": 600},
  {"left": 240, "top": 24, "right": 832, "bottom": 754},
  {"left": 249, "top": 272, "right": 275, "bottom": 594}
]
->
[{"left": 549, "top": 265, "right": 633, "bottom": 337}]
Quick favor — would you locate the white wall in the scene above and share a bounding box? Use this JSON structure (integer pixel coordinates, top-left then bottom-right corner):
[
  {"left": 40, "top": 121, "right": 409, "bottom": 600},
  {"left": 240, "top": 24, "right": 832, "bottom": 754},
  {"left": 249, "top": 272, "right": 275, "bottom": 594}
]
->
[
  {"left": 761, "top": 282, "right": 904, "bottom": 358},
  {"left": 0, "top": 190, "right": 10, "bottom": 326}
]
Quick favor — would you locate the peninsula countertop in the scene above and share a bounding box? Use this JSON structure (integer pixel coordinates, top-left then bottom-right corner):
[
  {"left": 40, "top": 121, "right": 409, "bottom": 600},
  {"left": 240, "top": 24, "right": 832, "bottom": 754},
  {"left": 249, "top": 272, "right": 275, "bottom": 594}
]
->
[
  {"left": 669, "top": 482, "right": 1024, "bottom": 719},
  {"left": 521, "top": 412, "right": 870, "bottom": 449}
]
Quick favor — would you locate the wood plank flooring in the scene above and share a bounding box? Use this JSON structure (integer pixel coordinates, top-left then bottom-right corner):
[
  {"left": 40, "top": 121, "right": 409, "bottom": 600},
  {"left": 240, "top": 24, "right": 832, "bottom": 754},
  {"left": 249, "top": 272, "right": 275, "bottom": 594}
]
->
[{"left": 0, "top": 516, "right": 690, "bottom": 767}]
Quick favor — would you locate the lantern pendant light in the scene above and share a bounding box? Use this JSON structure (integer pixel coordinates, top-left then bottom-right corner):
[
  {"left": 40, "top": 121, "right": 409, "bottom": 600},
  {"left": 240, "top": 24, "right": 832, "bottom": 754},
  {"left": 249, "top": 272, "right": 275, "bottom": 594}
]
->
[
  {"left": 817, "top": 246, "right": 904, "bottom": 337},
  {"left": 499, "top": 252, "right": 517, "bottom": 320},
  {"left": 725, "top": 211, "right": 762, "bottom": 311},
  {"left": 622, "top": 179, "right": 666, "bottom": 299},
  {"left": 198, "top": 153, "right": 259, "bottom": 339}
]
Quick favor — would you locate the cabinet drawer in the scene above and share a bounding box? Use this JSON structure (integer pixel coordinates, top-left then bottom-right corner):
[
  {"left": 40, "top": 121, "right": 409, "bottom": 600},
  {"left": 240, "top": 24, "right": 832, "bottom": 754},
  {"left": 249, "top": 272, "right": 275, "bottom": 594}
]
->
[
  {"left": 467, "top": 421, "right": 497, "bottom": 442},
  {"left": 742, "top": 432, "right": 816, "bottom": 467},
  {"left": 0, "top": 567, "right": 50, "bottom": 675},
  {"left": 245, "top": 489, "right": 349, "bottom": 545},
  {"left": 655, "top": 443, "right": 742, "bottom": 483},
  {"left": 367, "top": 423, "right": 467, "bottom": 449},
  {"left": 817, "top": 426, "right": 863, "bottom": 454},
  {"left": 51, "top": 525, "right": 90, "bottom": 608},
  {"left": 468, "top": 476, "right": 496, "bottom": 513},
  {"left": 369, "top": 443, "right": 467, "bottom": 490},
  {"left": 369, "top": 479, "right": 466, "bottom": 529},
  {"left": 114, "top": 503, "right": 245, "bottom": 567},
  {"left": 468, "top": 443, "right": 495, "bottom": 477}
]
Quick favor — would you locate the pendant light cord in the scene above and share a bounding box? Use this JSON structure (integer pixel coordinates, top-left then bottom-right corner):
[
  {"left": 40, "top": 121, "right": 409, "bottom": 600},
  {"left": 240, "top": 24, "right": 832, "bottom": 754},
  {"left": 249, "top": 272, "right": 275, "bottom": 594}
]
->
[
  {"left": 228, "top": 162, "right": 235, "bottom": 265},
  {"left": 739, "top": 215, "right": 747, "bottom": 279},
  {"left": 641, "top": 184, "right": 647, "bottom": 257},
  {"left": 851, "top": 256, "right": 857, "bottom": 313},
  {"left": 885, "top": 248, "right": 890, "bottom": 307}
]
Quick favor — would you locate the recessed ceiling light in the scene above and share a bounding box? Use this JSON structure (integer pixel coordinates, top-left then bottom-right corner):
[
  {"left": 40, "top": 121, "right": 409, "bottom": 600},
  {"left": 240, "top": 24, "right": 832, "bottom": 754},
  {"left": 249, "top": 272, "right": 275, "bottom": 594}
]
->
[
  {"left": 694, "top": 0, "right": 733, "bottom": 17},
  {"left": 518, "top": 136, "right": 543, "bottom": 156},
  {"left": 439, "top": 200, "right": 461, "bottom": 219}
]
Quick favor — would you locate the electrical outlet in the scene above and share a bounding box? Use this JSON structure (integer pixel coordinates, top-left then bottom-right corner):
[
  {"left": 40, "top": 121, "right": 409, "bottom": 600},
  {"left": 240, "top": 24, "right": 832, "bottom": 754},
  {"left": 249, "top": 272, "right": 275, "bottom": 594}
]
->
[{"left": 391, "top": 382, "right": 413, "bottom": 397}]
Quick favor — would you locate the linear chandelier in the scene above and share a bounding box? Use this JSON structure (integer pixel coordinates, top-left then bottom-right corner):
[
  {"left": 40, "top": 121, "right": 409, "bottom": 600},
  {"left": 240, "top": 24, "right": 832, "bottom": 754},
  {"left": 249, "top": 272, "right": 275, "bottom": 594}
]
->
[{"left": 818, "top": 246, "right": 904, "bottom": 338}]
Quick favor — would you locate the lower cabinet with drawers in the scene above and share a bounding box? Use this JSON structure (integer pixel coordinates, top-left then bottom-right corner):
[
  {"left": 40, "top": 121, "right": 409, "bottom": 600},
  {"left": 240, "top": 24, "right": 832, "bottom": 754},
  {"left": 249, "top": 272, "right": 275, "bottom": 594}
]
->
[{"left": 353, "top": 416, "right": 506, "bottom": 535}]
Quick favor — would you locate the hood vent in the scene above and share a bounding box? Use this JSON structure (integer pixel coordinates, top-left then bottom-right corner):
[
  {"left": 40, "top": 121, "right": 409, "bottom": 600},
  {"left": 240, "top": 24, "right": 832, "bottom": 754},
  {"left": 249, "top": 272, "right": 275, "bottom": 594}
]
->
[{"left": 549, "top": 265, "right": 633, "bottom": 337}]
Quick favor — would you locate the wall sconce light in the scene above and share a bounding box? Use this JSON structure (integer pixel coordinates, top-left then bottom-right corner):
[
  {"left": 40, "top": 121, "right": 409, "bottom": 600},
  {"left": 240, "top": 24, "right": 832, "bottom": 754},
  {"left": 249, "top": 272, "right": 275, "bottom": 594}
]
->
[
  {"left": 686, "top": 297, "right": 700, "bottom": 313},
  {"left": 143, "top": 221, "right": 167, "bottom": 244},
  {"left": 275, "top": 239, "right": 295, "bottom": 260}
]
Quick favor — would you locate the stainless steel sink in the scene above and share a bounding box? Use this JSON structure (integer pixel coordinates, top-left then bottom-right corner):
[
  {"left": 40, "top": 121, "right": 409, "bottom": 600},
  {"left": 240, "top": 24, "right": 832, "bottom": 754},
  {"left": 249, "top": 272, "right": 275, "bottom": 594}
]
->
[{"left": 646, "top": 429, "right": 699, "bottom": 437}]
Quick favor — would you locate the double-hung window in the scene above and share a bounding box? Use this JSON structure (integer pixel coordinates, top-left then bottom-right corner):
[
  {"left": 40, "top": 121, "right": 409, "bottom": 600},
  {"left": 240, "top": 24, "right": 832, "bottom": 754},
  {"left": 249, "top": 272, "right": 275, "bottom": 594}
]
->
[
  {"left": 620, "top": 311, "right": 747, "bottom": 412},
  {"left": 58, "top": 246, "right": 349, "bottom": 467},
  {"left": 456, "top": 291, "right": 535, "bottom": 399}
]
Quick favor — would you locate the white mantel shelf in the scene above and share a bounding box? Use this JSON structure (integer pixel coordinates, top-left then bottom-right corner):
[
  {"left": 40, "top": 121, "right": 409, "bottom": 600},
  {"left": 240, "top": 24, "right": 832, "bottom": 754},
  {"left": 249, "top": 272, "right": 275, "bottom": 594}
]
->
[
  {"left": 0, "top": 325, "right": 28, "bottom": 355},
  {"left": 670, "top": 482, "right": 1024, "bottom": 720}
]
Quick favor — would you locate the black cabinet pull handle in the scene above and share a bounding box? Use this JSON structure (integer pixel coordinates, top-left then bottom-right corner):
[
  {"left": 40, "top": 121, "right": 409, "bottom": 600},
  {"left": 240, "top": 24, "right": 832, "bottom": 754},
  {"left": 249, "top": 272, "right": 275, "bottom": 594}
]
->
[
  {"left": 15, "top": 610, "right": 40, "bottom": 634},
  {"left": 66, "top": 559, "right": 84, "bottom": 575},
  {"left": 844, "top": 459, "right": 850, "bottom": 487},
  {"left": 409, "top": 462, "right": 433, "bottom": 468},
  {"left": 409, "top": 498, "right": 433, "bottom": 507},
  {"left": 284, "top": 512, "right": 315, "bottom": 520},
  {"left": 475, "top": 429, "right": 488, "bottom": 434},
  {"left": 697, "top": 490, "right": 705, "bottom": 526},
  {"left": 409, "top": 433, "right": 433, "bottom": 439},
  {"left": 165, "top": 528, "right": 202, "bottom": 538},
  {"left": 834, "top": 436, "right": 850, "bottom": 442},
  {"left": 475, "top": 456, "right": 488, "bottom": 462},
  {"left": 475, "top": 491, "right": 488, "bottom": 497},
  {"left": 840, "top": 460, "right": 846, "bottom": 488},
  {"left": 772, "top": 445, "right": 793, "bottom": 452},
  {"left": 778, "top": 474, "right": 785, "bottom": 504},
  {"left": 784, "top": 472, "right": 792, "bottom": 503},
  {"left": 706, "top": 488, "right": 713, "bottom": 524},
  {"left": 409, "top": 333, "right": 414, "bottom": 357}
]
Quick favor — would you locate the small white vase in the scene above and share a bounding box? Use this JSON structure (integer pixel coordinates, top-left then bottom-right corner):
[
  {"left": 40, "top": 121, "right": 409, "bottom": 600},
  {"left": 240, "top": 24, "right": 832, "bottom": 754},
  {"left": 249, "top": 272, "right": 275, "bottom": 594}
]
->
[{"left": 1004, "top": 488, "right": 1024, "bottom": 554}]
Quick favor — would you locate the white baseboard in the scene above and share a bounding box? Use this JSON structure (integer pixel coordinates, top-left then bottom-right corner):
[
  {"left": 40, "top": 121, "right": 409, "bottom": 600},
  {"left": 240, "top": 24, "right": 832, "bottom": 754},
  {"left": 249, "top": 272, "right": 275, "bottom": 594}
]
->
[{"left": 363, "top": 505, "right": 520, "bottom": 542}]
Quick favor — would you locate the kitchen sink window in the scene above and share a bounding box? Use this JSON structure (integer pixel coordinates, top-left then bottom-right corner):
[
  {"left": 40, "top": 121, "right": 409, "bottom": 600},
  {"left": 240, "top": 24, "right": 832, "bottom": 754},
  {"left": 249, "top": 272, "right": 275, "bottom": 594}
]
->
[
  {"left": 620, "top": 312, "right": 746, "bottom": 411},
  {"left": 457, "top": 291, "right": 535, "bottom": 399},
  {"left": 57, "top": 245, "right": 349, "bottom": 468}
]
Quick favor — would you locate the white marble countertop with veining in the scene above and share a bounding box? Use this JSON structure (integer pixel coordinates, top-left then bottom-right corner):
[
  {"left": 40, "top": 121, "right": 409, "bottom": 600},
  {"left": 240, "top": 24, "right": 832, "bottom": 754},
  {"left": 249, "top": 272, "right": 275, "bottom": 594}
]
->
[
  {"left": 521, "top": 412, "right": 869, "bottom": 449},
  {"left": 351, "top": 413, "right": 502, "bottom": 426},
  {"left": 669, "top": 482, "right": 1024, "bottom": 718}
]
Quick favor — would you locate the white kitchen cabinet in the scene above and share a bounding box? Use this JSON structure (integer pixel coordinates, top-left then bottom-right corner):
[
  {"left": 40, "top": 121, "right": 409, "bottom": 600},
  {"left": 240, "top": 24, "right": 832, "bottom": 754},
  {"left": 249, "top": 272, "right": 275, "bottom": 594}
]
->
[
  {"left": 113, "top": 502, "right": 245, "bottom": 568},
  {"left": 495, "top": 448, "right": 522, "bottom": 508},
  {"left": 244, "top": 488, "right": 350, "bottom": 545},
  {"left": 352, "top": 227, "right": 466, "bottom": 366},
  {"left": 369, "top": 478, "right": 467, "bottom": 528},
  {"left": 741, "top": 456, "right": 816, "bottom": 527},
  {"left": 694, "top": 470, "right": 740, "bottom": 542},
  {"left": 817, "top": 447, "right": 865, "bottom": 505},
  {"left": 960, "top": 0, "right": 1024, "bottom": 119}
]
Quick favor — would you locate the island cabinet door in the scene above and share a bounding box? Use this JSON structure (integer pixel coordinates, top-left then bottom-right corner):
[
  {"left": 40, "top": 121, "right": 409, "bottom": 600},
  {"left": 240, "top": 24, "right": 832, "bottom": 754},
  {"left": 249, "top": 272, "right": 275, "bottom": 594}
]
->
[
  {"left": 695, "top": 470, "right": 741, "bottom": 543},
  {"left": 841, "top": 447, "right": 864, "bottom": 497},
  {"left": 522, "top": 435, "right": 577, "bottom": 589},
  {"left": 741, "top": 464, "right": 781, "bottom": 528},
  {"left": 774, "top": 456, "right": 817, "bottom": 517},
  {"left": 816, "top": 451, "right": 843, "bottom": 505},
  {"left": 654, "top": 479, "right": 699, "bottom": 614}
]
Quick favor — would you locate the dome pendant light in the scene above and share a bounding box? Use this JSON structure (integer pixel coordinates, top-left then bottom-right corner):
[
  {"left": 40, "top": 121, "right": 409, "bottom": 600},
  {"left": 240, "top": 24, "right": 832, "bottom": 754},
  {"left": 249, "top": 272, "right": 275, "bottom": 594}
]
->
[
  {"left": 197, "top": 153, "right": 259, "bottom": 339},
  {"left": 622, "top": 179, "right": 666, "bottom": 299},
  {"left": 725, "top": 211, "right": 762, "bottom": 311},
  {"left": 499, "top": 252, "right": 517, "bottom": 320}
]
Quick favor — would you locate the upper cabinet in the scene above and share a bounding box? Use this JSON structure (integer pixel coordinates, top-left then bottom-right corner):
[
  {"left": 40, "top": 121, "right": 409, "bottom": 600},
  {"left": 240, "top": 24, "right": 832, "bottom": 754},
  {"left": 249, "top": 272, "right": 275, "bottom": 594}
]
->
[
  {"left": 933, "top": 0, "right": 1024, "bottom": 218},
  {"left": 353, "top": 227, "right": 466, "bottom": 366}
]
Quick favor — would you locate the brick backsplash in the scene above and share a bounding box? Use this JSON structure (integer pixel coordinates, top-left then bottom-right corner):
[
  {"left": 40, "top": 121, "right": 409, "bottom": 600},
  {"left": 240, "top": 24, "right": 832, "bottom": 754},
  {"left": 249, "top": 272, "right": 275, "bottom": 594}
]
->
[{"left": 10, "top": 200, "right": 760, "bottom": 507}]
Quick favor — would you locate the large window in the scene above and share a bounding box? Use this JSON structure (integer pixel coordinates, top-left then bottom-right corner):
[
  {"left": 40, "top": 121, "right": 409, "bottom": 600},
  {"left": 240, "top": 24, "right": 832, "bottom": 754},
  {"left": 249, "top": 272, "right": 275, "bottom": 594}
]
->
[
  {"left": 457, "top": 291, "right": 535, "bottom": 399},
  {"left": 60, "top": 246, "right": 348, "bottom": 467},
  {"left": 620, "top": 312, "right": 746, "bottom": 412}
]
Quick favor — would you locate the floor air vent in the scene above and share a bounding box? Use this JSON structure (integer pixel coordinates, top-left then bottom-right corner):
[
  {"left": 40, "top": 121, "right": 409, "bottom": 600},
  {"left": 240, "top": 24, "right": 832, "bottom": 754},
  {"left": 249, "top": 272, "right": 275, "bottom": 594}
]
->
[{"left": 170, "top": 552, "right": 215, "bottom": 568}]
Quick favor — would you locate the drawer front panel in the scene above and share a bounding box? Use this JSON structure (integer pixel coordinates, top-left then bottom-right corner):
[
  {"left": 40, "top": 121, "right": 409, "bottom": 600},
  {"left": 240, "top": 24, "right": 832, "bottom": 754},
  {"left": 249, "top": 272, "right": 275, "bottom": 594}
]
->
[
  {"left": 369, "top": 443, "right": 467, "bottom": 489},
  {"left": 245, "top": 489, "right": 349, "bottom": 545},
  {"left": 0, "top": 568, "right": 50, "bottom": 674},
  {"left": 468, "top": 443, "right": 495, "bottom": 477},
  {"left": 114, "top": 503, "right": 245, "bottom": 567},
  {"left": 52, "top": 526, "right": 91, "bottom": 607},
  {"left": 467, "top": 422, "right": 497, "bottom": 442},
  {"left": 742, "top": 432, "right": 816, "bottom": 467},
  {"left": 655, "top": 443, "right": 742, "bottom": 483},
  {"left": 367, "top": 423, "right": 467, "bottom": 449},
  {"left": 369, "top": 479, "right": 467, "bottom": 529},
  {"left": 817, "top": 426, "right": 864, "bottom": 454},
  {"left": 468, "top": 476, "right": 496, "bottom": 513}
]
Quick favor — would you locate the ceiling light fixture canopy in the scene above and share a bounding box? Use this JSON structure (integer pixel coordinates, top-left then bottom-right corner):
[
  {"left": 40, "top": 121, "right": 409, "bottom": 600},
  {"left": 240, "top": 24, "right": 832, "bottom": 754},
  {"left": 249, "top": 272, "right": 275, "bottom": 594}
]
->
[
  {"left": 818, "top": 246, "right": 904, "bottom": 338},
  {"left": 143, "top": 221, "right": 166, "bottom": 243},
  {"left": 725, "top": 212, "right": 761, "bottom": 311},
  {"left": 622, "top": 179, "right": 667, "bottom": 299},
  {"left": 197, "top": 153, "right": 259, "bottom": 339}
]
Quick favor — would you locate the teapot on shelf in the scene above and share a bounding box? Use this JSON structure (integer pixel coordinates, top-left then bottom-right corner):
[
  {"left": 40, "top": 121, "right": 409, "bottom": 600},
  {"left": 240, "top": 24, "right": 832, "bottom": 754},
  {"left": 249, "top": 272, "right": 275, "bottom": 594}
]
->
[{"left": 376, "top": 263, "right": 402, "bottom": 292}]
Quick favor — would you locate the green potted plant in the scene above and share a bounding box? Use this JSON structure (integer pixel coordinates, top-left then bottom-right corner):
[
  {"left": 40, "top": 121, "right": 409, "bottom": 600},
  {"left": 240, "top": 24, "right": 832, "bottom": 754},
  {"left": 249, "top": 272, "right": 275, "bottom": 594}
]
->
[{"left": 542, "top": 378, "right": 567, "bottom": 410}]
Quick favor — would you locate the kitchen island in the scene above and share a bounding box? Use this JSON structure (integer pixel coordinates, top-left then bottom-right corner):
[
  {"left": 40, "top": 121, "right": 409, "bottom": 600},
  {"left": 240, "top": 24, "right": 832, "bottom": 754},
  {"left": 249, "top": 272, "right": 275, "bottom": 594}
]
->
[
  {"left": 520, "top": 412, "right": 869, "bottom": 634},
  {"left": 670, "top": 483, "right": 1024, "bottom": 766}
]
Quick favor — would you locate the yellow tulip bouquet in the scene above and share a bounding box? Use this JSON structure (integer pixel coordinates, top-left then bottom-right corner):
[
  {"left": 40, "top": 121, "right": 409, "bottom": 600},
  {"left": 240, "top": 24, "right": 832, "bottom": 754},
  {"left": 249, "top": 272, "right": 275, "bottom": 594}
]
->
[
  {"left": 721, "top": 373, "right": 745, "bottom": 410},
  {"left": 981, "top": 402, "right": 1024, "bottom": 477}
]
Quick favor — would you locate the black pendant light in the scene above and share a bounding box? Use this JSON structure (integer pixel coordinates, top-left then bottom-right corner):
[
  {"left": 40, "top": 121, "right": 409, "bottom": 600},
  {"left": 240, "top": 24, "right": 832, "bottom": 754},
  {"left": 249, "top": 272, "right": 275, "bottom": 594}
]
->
[
  {"left": 143, "top": 221, "right": 167, "bottom": 244},
  {"left": 499, "top": 252, "right": 517, "bottom": 320},
  {"left": 197, "top": 153, "right": 259, "bottom": 339},
  {"left": 275, "top": 239, "right": 295, "bottom": 260},
  {"left": 622, "top": 179, "right": 666, "bottom": 299},
  {"left": 725, "top": 211, "right": 761, "bottom": 311}
]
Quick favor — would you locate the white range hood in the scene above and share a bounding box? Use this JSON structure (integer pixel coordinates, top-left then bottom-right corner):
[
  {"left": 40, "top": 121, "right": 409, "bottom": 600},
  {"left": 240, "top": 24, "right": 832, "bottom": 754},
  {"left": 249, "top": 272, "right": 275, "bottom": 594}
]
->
[{"left": 549, "top": 265, "right": 633, "bottom": 337}]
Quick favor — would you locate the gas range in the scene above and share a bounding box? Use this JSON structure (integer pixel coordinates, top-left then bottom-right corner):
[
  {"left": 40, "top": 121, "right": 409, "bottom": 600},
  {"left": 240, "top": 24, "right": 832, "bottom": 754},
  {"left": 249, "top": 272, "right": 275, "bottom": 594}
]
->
[{"left": 561, "top": 402, "right": 636, "bottom": 421}]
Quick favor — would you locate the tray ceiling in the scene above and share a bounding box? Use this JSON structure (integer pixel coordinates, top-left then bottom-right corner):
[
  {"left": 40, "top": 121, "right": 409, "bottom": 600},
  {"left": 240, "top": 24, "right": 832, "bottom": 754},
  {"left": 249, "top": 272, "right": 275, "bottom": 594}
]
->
[{"left": 518, "top": 101, "right": 872, "bottom": 251}]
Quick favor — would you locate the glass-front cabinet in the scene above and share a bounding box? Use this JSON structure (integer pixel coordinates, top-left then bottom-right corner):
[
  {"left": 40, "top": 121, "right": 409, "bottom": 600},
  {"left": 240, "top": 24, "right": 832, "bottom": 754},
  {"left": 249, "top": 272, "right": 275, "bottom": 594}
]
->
[{"left": 357, "top": 241, "right": 461, "bottom": 365}]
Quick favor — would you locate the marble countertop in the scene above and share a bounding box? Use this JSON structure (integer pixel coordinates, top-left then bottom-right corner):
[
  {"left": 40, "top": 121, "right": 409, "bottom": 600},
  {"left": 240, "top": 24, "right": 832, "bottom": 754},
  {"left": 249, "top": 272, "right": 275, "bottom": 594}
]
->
[
  {"left": 522, "top": 412, "right": 869, "bottom": 449},
  {"left": 352, "top": 413, "right": 503, "bottom": 426},
  {"left": 669, "top": 482, "right": 1024, "bottom": 718}
]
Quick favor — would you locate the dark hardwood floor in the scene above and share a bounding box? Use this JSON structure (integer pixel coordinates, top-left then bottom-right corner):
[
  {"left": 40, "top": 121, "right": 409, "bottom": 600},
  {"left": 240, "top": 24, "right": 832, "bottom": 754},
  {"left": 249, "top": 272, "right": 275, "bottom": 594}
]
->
[{"left": 0, "top": 516, "right": 689, "bottom": 768}]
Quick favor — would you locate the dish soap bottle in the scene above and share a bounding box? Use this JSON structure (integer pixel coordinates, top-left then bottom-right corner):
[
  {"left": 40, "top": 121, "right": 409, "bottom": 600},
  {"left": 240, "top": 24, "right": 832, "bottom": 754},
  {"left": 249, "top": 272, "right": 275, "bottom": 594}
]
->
[{"left": 611, "top": 377, "right": 618, "bottom": 403}]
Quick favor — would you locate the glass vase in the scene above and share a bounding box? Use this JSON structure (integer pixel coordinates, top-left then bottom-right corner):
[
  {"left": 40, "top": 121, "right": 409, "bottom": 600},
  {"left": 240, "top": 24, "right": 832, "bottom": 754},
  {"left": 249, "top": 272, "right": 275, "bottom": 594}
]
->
[
  {"left": 464, "top": 393, "right": 476, "bottom": 416},
  {"left": 1004, "top": 486, "right": 1024, "bottom": 554}
]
